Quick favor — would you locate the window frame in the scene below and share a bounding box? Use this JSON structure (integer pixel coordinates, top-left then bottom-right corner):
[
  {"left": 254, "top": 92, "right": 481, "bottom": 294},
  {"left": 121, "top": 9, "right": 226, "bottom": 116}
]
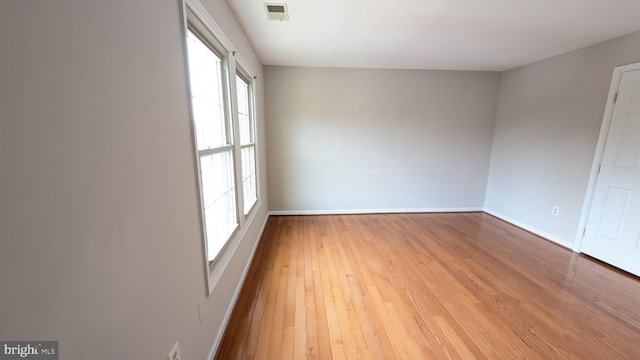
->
[{"left": 180, "top": 0, "right": 261, "bottom": 296}]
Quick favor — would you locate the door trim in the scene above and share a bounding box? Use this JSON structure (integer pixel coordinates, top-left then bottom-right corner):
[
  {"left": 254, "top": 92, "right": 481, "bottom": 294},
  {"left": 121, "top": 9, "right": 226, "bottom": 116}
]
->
[{"left": 575, "top": 62, "right": 640, "bottom": 252}]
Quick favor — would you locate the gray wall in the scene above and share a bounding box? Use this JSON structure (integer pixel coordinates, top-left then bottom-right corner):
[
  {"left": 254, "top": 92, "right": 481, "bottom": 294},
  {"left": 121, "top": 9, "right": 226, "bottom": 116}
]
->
[
  {"left": 485, "top": 31, "right": 640, "bottom": 247},
  {"left": 266, "top": 67, "right": 501, "bottom": 212},
  {"left": 0, "top": 0, "right": 268, "bottom": 359}
]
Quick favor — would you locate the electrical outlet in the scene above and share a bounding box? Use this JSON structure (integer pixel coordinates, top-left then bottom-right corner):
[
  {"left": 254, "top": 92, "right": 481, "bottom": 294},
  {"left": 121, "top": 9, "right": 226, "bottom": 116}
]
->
[
  {"left": 168, "top": 340, "right": 181, "bottom": 360},
  {"left": 552, "top": 206, "right": 559, "bottom": 216}
]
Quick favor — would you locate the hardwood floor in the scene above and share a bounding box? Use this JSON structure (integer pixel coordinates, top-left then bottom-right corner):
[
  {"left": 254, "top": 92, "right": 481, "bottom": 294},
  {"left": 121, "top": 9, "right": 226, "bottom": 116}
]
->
[{"left": 215, "top": 213, "right": 640, "bottom": 359}]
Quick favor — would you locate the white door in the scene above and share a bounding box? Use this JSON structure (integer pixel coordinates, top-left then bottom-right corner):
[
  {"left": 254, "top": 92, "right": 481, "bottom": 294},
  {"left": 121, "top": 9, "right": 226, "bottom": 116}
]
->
[{"left": 582, "top": 68, "right": 640, "bottom": 276}]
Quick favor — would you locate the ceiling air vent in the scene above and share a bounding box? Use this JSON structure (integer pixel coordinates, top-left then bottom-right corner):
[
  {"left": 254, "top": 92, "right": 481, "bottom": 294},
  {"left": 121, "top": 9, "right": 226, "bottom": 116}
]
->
[{"left": 264, "top": 3, "right": 289, "bottom": 21}]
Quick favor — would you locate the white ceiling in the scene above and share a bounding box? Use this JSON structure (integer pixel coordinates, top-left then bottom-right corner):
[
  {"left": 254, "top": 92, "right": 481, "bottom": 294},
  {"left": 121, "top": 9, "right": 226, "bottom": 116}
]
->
[{"left": 227, "top": 0, "right": 640, "bottom": 71}]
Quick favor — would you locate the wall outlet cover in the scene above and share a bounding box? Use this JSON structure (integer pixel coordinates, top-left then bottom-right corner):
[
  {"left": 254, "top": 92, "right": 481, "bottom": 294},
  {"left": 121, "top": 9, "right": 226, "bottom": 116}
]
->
[{"left": 168, "top": 340, "right": 181, "bottom": 360}]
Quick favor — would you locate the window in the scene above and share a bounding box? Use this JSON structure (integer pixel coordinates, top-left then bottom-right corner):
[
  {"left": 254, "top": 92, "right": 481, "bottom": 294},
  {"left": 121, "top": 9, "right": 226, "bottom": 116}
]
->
[
  {"left": 186, "top": 29, "right": 238, "bottom": 263},
  {"left": 236, "top": 73, "right": 257, "bottom": 214},
  {"left": 184, "top": 6, "right": 261, "bottom": 274}
]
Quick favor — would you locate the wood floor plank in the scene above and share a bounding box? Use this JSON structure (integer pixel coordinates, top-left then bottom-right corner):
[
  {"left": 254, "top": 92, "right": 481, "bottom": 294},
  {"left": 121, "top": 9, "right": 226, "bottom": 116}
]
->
[{"left": 215, "top": 213, "right": 640, "bottom": 359}]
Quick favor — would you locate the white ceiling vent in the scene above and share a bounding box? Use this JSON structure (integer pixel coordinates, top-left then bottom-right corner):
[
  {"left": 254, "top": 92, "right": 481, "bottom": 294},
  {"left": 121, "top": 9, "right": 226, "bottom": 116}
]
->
[{"left": 264, "top": 3, "right": 289, "bottom": 21}]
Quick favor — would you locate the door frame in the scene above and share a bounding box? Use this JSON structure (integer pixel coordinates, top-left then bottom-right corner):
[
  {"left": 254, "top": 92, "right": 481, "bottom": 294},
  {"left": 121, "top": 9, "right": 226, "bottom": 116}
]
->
[{"left": 575, "top": 61, "right": 640, "bottom": 252}]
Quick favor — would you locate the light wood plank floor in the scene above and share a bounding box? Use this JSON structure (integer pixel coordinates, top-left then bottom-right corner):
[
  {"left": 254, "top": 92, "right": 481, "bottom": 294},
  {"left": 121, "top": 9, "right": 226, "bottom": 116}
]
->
[{"left": 215, "top": 213, "right": 640, "bottom": 359}]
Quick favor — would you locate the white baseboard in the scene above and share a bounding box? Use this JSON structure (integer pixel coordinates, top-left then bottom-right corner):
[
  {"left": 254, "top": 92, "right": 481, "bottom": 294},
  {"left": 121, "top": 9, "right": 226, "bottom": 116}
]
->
[
  {"left": 269, "top": 207, "right": 483, "bottom": 216},
  {"left": 207, "top": 211, "right": 270, "bottom": 360},
  {"left": 483, "top": 208, "right": 575, "bottom": 250}
]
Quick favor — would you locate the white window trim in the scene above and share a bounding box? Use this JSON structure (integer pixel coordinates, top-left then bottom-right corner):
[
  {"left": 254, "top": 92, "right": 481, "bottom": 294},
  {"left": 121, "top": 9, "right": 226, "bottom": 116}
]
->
[{"left": 180, "top": 0, "right": 261, "bottom": 296}]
